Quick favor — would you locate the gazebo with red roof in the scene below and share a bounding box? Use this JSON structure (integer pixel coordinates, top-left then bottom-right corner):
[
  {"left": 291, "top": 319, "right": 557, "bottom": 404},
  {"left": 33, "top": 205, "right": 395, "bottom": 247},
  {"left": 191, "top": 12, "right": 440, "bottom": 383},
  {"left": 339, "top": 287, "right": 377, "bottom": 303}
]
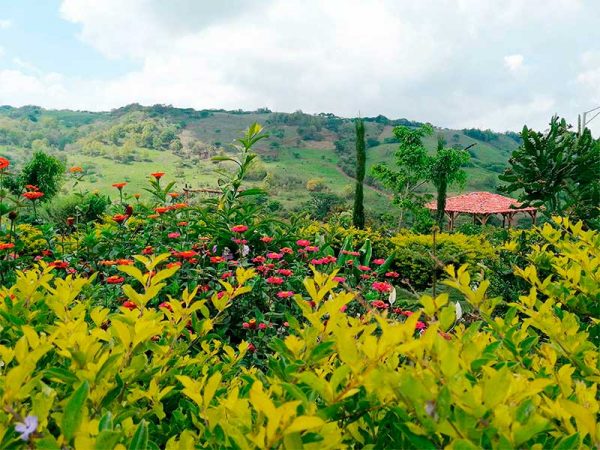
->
[{"left": 426, "top": 191, "right": 537, "bottom": 230}]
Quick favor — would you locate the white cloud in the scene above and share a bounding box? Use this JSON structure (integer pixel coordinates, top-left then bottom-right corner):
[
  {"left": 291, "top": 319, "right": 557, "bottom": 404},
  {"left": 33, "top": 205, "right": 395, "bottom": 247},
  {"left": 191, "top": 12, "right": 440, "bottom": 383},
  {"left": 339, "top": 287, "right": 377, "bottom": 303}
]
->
[
  {"left": 504, "top": 54, "right": 524, "bottom": 73},
  {"left": 0, "top": 19, "right": 11, "bottom": 29},
  {"left": 0, "top": 0, "right": 597, "bottom": 134}
]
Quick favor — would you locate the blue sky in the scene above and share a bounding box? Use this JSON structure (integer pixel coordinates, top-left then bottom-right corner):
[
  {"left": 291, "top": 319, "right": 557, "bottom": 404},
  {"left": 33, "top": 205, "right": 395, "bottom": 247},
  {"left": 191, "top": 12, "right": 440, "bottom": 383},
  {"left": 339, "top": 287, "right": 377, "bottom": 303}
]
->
[
  {"left": 0, "top": 0, "right": 599, "bottom": 134},
  {"left": 0, "top": 0, "right": 135, "bottom": 77}
]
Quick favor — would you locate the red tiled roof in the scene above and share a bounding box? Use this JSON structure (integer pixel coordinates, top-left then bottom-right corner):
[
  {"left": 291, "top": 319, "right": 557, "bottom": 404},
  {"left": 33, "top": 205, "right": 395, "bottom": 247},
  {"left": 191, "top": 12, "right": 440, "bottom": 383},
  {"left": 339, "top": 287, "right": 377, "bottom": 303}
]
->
[{"left": 426, "top": 191, "right": 537, "bottom": 214}]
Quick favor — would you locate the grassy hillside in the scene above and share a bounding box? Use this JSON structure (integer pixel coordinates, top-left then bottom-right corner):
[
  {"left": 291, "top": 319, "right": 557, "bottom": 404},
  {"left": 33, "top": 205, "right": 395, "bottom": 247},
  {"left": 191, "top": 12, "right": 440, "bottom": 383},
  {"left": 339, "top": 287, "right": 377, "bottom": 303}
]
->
[{"left": 0, "top": 104, "right": 519, "bottom": 218}]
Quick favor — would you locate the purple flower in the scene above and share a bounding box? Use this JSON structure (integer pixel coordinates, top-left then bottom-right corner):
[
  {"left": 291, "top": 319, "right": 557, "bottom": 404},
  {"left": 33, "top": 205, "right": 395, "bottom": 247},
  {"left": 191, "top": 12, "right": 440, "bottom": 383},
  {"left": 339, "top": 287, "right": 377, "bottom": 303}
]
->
[{"left": 15, "top": 415, "right": 37, "bottom": 441}]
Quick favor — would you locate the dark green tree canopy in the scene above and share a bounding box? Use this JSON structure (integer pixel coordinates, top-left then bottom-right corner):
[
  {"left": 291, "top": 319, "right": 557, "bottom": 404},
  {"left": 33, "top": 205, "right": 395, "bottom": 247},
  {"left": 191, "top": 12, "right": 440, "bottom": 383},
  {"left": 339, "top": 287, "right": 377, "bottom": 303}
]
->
[
  {"left": 353, "top": 118, "right": 366, "bottom": 229},
  {"left": 20, "top": 151, "right": 66, "bottom": 201},
  {"left": 499, "top": 116, "right": 600, "bottom": 226}
]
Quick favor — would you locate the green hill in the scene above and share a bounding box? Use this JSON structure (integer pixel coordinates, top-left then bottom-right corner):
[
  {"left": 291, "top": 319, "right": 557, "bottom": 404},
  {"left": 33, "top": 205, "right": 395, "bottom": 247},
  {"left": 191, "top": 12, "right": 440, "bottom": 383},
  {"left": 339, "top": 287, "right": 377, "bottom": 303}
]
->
[{"left": 0, "top": 104, "right": 520, "bottom": 218}]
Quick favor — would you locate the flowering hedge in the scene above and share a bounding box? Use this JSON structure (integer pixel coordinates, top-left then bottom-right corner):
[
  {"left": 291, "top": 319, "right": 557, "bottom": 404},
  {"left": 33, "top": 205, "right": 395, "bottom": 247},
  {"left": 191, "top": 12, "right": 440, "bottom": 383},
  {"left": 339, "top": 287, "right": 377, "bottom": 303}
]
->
[
  {"left": 0, "top": 126, "right": 597, "bottom": 448},
  {"left": 0, "top": 218, "right": 597, "bottom": 448}
]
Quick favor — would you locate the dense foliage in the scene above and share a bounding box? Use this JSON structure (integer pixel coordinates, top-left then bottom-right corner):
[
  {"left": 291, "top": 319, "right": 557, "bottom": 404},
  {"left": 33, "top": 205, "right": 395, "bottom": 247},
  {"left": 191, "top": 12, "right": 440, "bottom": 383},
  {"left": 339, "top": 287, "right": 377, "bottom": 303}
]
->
[
  {"left": 0, "top": 124, "right": 597, "bottom": 448},
  {"left": 500, "top": 116, "right": 600, "bottom": 227}
]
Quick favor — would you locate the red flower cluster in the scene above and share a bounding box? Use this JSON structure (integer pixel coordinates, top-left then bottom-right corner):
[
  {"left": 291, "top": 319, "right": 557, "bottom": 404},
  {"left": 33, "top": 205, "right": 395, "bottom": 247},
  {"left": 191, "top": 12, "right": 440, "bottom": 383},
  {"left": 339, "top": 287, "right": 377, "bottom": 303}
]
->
[
  {"left": 0, "top": 242, "right": 15, "bottom": 251},
  {"left": 266, "top": 276, "right": 284, "bottom": 285},
  {"left": 0, "top": 157, "right": 9, "bottom": 170},
  {"left": 113, "top": 214, "right": 128, "bottom": 224},
  {"left": 311, "top": 255, "right": 337, "bottom": 265},
  {"left": 372, "top": 281, "right": 392, "bottom": 293},
  {"left": 371, "top": 300, "right": 389, "bottom": 309},
  {"left": 112, "top": 182, "right": 127, "bottom": 190},
  {"left": 106, "top": 275, "right": 125, "bottom": 284},
  {"left": 23, "top": 191, "right": 44, "bottom": 200},
  {"left": 231, "top": 225, "right": 248, "bottom": 233}
]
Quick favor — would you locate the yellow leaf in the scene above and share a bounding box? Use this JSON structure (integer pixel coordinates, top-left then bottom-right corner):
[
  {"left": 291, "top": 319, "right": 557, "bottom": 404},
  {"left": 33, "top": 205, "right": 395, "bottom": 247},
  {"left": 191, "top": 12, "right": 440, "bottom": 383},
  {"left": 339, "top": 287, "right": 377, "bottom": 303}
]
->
[{"left": 284, "top": 416, "right": 325, "bottom": 435}]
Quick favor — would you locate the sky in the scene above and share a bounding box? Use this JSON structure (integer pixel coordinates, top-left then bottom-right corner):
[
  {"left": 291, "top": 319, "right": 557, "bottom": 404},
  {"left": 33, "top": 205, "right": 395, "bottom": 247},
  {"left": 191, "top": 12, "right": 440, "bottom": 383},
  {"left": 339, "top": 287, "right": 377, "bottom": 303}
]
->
[{"left": 0, "top": 0, "right": 599, "bottom": 133}]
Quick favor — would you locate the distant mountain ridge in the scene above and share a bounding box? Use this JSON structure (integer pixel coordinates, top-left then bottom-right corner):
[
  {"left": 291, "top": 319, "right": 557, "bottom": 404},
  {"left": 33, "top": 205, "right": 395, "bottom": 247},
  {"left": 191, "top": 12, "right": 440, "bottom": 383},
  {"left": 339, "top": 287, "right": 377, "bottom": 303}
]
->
[{"left": 0, "top": 104, "right": 520, "bottom": 217}]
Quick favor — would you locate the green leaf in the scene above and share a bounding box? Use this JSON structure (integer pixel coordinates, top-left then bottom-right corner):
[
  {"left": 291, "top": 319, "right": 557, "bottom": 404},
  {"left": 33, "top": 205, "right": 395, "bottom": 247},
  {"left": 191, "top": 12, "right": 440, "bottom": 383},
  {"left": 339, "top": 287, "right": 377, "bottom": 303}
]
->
[
  {"left": 128, "top": 420, "right": 148, "bottom": 450},
  {"left": 35, "top": 435, "right": 61, "bottom": 450},
  {"left": 238, "top": 188, "right": 266, "bottom": 197},
  {"left": 95, "top": 430, "right": 122, "bottom": 450},
  {"left": 62, "top": 380, "right": 89, "bottom": 441},
  {"left": 99, "top": 412, "right": 113, "bottom": 431}
]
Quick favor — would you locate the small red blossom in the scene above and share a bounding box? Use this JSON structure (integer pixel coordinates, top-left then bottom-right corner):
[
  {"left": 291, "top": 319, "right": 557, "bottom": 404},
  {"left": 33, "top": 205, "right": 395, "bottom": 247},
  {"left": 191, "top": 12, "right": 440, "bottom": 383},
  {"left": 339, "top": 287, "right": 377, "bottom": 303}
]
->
[
  {"left": 142, "top": 246, "right": 153, "bottom": 255},
  {"left": 415, "top": 321, "right": 427, "bottom": 330},
  {"left": 177, "top": 250, "right": 197, "bottom": 259},
  {"left": 112, "top": 182, "right": 127, "bottom": 190},
  {"left": 305, "top": 245, "right": 319, "bottom": 252},
  {"left": 333, "top": 276, "right": 346, "bottom": 283},
  {"left": 166, "top": 262, "right": 182, "bottom": 269},
  {"left": 122, "top": 301, "right": 137, "bottom": 310},
  {"left": 151, "top": 172, "right": 165, "bottom": 179},
  {"left": 276, "top": 291, "right": 294, "bottom": 298},
  {"left": 385, "top": 271, "right": 400, "bottom": 278},
  {"left": 373, "top": 258, "right": 385, "bottom": 265},
  {"left": 276, "top": 269, "right": 293, "bottom": 276},
  {"left": 0, "top": 243, "right": 15, "bottom": 251},
  {"left": 112, "top": 214, "right": 128, "bottom": 223},
  {"left": 168, "top": 232, "right": 181, "bottom": 239},
  {"left": 159, "top": 302, "right": 173, "bottom": 312},
  {"left": 252, "top": 256, "right": 266, "bottom": 263},
  {"left": 23, "top": 191, "right": 44, "bottom": 200},
  {"left": 266, "top": 252, "right": 283, "bottom": 260},
  {"left": 280, "top": 247, "right": 293, "bottom": 254},
  {"left": 372, "top": 281, "right": 392, "bottom": 293},
  {"left": 358, "top": 265, "right": 371, "bottom": 271},
  {"left": 49, "top": 260, "right": 69, "bottom": 269},
  {"left": 266, "top": 276, "right": 284, "bottom": 285},
  {"left": 260, "top": 236, "right": 273, "bottom": 243},
  {"left": 0, "top": 157, "right": 9, "bottom": 170},
  {"left": 210, "top": 256, "right": 225, "bottom": 264},
  {"left": 296, "top": 239, "right": 310, "bottom": 247},
  {"left": 371, "top": 300, "right": 389, "bottom": 309},
  {"left": 106, "top": 275, "right": 124, "bottom": 284},
  {"left": 116, "top": 259, "right": 134, "bottom": 266},
  {"left": 231, "top": 224, "right": 248, "bottom": 233}
]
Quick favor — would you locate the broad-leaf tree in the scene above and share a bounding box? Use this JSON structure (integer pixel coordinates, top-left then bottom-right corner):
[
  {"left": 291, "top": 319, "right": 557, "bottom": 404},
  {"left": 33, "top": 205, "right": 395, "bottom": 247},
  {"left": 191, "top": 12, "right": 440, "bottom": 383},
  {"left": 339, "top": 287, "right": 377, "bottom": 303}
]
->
[
  {"left": 371, "top": 124, "right": 433, "bottom": 227},
  {"left": 372, "top": 124, "right": 469, "bottom": 228},
  {"left": 499, "top": 116, "right": 600, "bottom": 226}
]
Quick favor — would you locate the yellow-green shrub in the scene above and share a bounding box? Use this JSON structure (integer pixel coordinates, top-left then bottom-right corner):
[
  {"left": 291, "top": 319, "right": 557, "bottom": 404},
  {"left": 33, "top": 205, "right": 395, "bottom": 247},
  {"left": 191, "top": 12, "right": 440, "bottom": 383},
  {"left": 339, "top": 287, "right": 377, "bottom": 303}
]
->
[
  {"left": 14, "top": 224, "right": 46, "bottom": 254},
  {"left": 0, "top": 221, "right": 597, "bottom": 449},
  {"left": 389, "top": 231, "right": 496, "bottom": 289}
]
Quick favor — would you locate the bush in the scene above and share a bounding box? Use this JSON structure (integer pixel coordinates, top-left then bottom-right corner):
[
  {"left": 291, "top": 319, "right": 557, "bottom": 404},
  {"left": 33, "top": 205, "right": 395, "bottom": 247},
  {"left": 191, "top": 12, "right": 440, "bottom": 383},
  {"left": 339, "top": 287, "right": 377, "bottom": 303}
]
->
[
  {"left": 389, "top": 231, "right": 496, "bottom": 290},
  {"left": 19, "top": 151, "right": 65, "bottom": 201},
  {"left": 0, "top": 222, "right": 597, "bottom": 448},
  {"left": 43, "top": 193, "right": 110, "bottom": 227}
]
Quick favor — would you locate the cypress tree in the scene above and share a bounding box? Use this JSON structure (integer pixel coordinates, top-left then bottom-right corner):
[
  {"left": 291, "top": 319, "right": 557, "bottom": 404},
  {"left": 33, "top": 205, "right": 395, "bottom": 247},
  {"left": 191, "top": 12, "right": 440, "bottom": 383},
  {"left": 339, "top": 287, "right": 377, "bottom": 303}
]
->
[{"left": 353, "top": 118, "right": 366, "bottom": 229}]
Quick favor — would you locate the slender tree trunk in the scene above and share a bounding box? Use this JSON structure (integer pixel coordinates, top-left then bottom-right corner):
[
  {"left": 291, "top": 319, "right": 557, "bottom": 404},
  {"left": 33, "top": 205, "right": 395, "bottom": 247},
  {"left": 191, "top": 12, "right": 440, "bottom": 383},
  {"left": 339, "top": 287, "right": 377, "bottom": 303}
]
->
[
  {"left": 353, "top": 119, "right": 366, "bottom": 229},
  {"left": 436, "top": 176, "right": 447, "bottom": 228}
]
